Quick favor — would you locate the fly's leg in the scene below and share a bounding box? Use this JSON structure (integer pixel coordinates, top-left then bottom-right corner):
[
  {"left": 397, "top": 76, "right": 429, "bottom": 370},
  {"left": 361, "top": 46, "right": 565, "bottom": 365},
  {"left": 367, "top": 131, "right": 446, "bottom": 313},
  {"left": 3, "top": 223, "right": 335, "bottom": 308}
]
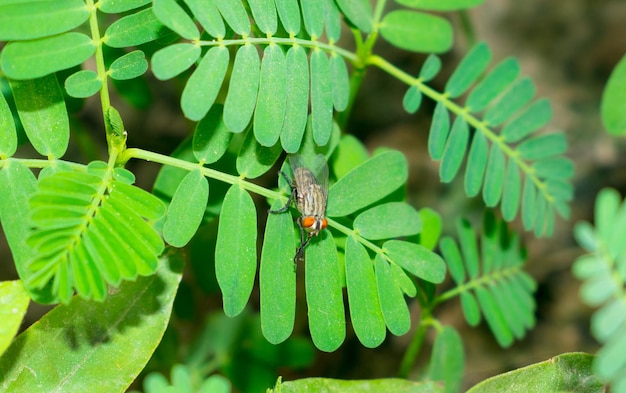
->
[
  {"left": 294, "top": 217, "right": 311, "bottom": 262},
  {"left": 269, "top": 171, "right": 295, "bottom": 214}
]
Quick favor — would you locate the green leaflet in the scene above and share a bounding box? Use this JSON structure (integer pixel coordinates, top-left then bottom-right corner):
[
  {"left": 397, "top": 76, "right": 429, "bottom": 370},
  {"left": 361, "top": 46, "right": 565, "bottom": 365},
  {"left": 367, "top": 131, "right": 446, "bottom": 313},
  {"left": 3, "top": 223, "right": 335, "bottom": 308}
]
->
[
  {"left": 10, "top": 75, "right": 69, "bottom": 158},
  {"left": 439, "top": 236, "right": 465, "bottom": 284},
  {"left": 428, "top": 326, "right": 464, "bottom": 393},
  {"left": 420, "top": 54, "right": 442, "bottom": 81},
  {"left": 0, "top": 255, "right": 182, "bottom": 392},
  {"left": 151, "top": 43, "right": 201, "bottom": 80},
  {"left": 476, "top": 285, "right": 513, "bottom": 347},
  {"left": 417, "top": 207, "right": 442, "bottom": 251},
  {"left": 65, "top": 70, "right": 102, "bottom": 98},
  {"left": 193, "top": 104, "right": 233, "bottom": 164},
  {"left": 326, "top": 150, "right": 408, "bottom": 217},
  {"left": 213, "top": 0, "right": 250, "bottom": 35},
  {"left": 184, "top": 0, "right": 225, "bottom": 38},
  {"left": 466, "top": 57, "right": 520, "bottom": 112},
  {"left": 163, "top": 169, "right": 209, "bottom": 248},
  {"left": 464, "top": 132, "right": 488, "bottom": 197},
  {"left": 224, "top": 44, "right": 260, "bottom": 134},
  {"left": 109, "top": 50, "right": 148, "bottom": 80},
  {"left": 331, "top": 134, "right": 369, "bottom": 180},
  {"left": 383, "top": 240, "right": 445, "bottom": 284},
  {"left": 445, "top": 42, "right": 491, "bottom": 98},
  {"left": 402, "top": 86, "right": 422, "bottom": 114},
  {"left": 502, "top": 99, "right": 552, "bottom": 143},
  {"left": 181, "top": 46, "right": 229, "bottom": 121},
  {"left": 153, "top": 0, "right": 199, "bottom": 40},
  {"left": 301, "top": 0, "right": 323, "bottom": 37},
  {"left": 254, "top": 44, "right": 287, "bottom": 147},
  {"left": 310, "top": 49, "right": 333, "bottom": 146},
  {"left": 104, "top": 8, "right": 169, "bottom": 48},
  {"left": 236, "top": 128, "right": 282, "bottom": 179},
  {"left": 99, "top": 0, "right": 151, "bottom": 13},
  {"left": 521, "top": 177, "right": 536, "bottom": 230},
  {"left": 275, "top": 0, "right": 301, "bottom": 35},
  {"left": 0, "top": 281, "right": 30, "bottom": 357},
  {"left": 380, "top": 10, "right": 452, "bottom": 54},
  {"left": 428, "top": 102, "right": 450, "bottom": 160},
  {"left": 484, "top": 77, "right": 535, "bottom": 126},
  {"left": 532, "top": 157, "right": 574, "bottom": 180},
  {"left": 397, "top": 0, "right": 484, "bottom": 10},
  {"left": 280, "top": 46, "right": 309, "bottom": 153},
  {"left": 1, "top": 32, "right": 95, "bottom": 80},
  {"left": 345, "top": 236, "right": 386, "bottom": 348},
  {"left": 260, "top": 200, "right": 296, "bottom": 344},
  {"left": 517, "top": 132, "right": 567, "bottom": 160},
  {"left": 247, "top": 0, "right": 278, "bottom": 34},
  {"left": 335, "top": 0, "right": 372, "bottom": 33},
  {"left": 305, "top": 231, "right": 345, "bottom": 352},
  {"left": 0, "top": 0, "right": 89, "bottom": 40},
  {"left": 354, "top": 202, "right": 422, "bottom": 240},
  {"left": 278, "top": 378, "right": 442, "bottom": 392},
  {"left": 215, "top": 185, "right": 257, "bottom": 317},
  {"left": 330, "top": 54, "right": 350, "bottom": 112},
  {"left": 440, "top": 116, "right": 469, "bottom": 182},
  {"left": 460, "top": 291, "right": 480, "bottom": 326},
  {"left": 0, "top": 93, "right": 17, "bottom": 157},
  {"left": 501, "top": 160, "right": 521, "bottom": 221},
  {"left": 482, "top": 145, "right": 505, "bottom": 207},
  {"left": 456, "top": 218, "right": 479, "bottom": 279},
  {"left": 374, "top": 254, "right": 410, "bottom": 335},
  {"left": 322, "top": 0, "right": 342, "bottom": 42},
  {"left": 601, "top": 53, "right": 626, "bottom": 135}
]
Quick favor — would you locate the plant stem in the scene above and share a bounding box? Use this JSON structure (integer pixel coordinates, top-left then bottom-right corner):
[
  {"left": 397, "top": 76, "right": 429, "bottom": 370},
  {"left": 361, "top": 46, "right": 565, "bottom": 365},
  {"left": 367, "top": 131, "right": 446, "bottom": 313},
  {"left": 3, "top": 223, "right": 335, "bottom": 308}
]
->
[{"left": 398, "top": 312, "right": 433, "bottom": 378}]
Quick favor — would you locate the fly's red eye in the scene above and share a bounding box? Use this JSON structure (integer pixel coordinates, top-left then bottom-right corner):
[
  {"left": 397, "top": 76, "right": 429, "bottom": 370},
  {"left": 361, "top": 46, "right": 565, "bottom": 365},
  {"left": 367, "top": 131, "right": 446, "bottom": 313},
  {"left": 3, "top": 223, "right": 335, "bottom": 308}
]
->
[
  {"left": 302, "top": 216, "right": 316, "bottom": 228},
  {"left": 321, "top": 218, "right": 328, "bottom": 229}
]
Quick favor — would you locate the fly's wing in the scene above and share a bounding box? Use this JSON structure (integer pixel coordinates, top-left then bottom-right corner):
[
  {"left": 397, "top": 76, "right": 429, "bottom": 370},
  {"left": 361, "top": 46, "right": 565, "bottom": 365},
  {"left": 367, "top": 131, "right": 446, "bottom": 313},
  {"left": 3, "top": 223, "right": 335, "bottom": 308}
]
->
[{"left": 288, "top": 153, "right": 329, "bottom": 200}]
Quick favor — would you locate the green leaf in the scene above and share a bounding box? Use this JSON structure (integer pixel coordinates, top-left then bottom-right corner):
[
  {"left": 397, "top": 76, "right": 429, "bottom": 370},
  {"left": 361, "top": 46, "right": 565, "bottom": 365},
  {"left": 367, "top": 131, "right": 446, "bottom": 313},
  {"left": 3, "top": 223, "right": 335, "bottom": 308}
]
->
[
  {"left": 482, "top": 146, "right": 505, "bottom": 207},
  {"left": 0, "top": 281, "right": 30, "bottom": 357},
  {"left": 502, "top": 99, "right": 552, "bottom": 143},
  {"left": 181, "top": 46, "right": 229, "bottom": 121},
  {"left": 440, "top": 116, "right": 469, "bottom": 182},
  {"left": 0, "top": 0, "right": 89, "bottom": 40},
  {"left": 213, "top": 0, "right": 250, "bottom": 35},
  {"left": 403, "top": 86, "right": 422, "bottom": 114},
  {"left": 418, "top": 207, "right": 442, "bottom": 251},
  {"left": 280, "top": 45, "right": 309, "bottom": 153},
  {"left": 0, "top": 92, "right": 17, "bottom": 157},
  {"left": 305, "top": 231, "right": 345, "bottom": 352},
  {"left": 354, "top": 202, "right": 421, "bottom": 240},
  {"left": 464, "top": 132, "right": 488, "bottom": 197},
  {"left": 277, "top": 377, "right": 444, "bottom": 392},
  {"left": 151, "top": 43, "right": 201, "bottom": 80},
  {"left": 236, "top": 129, "right": 282, "bottom": 179},
  {"left": 0, "top": 255, "right": 182, "bottom": 392},
  {"left": 517, "top": 132, "right": 567, "bottom": 160},
  {"left": 420, "top": 54, "right": 442, "bottom": 81},
  {"left": 163, "top": 170, "right": 209, "bottom": 247},
  {"left": 456, "top": 218, "right": 479, "bottom": 279},
  {"left": 247, "top": 0, "right": 278, "bottom": 34},
  {"left": 601, "top": 53, "right": 626, "bottom": 135},
  {"left": 327, "top": 150, "right": 408, "bottom": 217},
  {"left": 383, "top": 240, "right": 446, "bottom": 283},
  {"left": 275, "top": 0, "right": 301, "bottom": 35},
  {"left": 10, "top": 75, "right": 69, "bottom": 158},
  {"left": 501, "top": 160, "right": 521, "bottom": 221},
  {"left": 109, "top": 50, "right": 148, "bottom": 80},
  {"left": 484, "top": 77, "right": 535, "bottom": 126},
  {"left": 322, "top": 0, "right": 342, "bottom": 42},
  {"left": 104, "top": 8, "right": 169, "bottom": 48},
  {"left": 380, "top": 10, "right": 453, "bottom": 53},
  {"left": 445, "top": 42, "right": 491, "bottom": 98},
  {"left": 331, "top": 134, "right": 369, "bottom": 180},
  {"left": 345, "top": 236, "right": 386, "bottom": 348},
  {"left": 397, "top": 0, "right": 485, "bottom": 10},
  {"left": 224, "top": 44, "right": 260, "bottom": 134},
  {"left": 374, "top": 254, "right": 410, "bottom": 335},
  {"left": 428, "top": 326, "right": 464, "bottom": 393},
  {"left": 193, "top": 104, "right": 233, "bottom": 164},
  {"left": 184, "top": 0, "right": 225, "bottom": 38},
  {"left": 64, "top": 70, "right": 102, "bottom": 98},
  {"left": 215, "top": 185, "right": 257, "bottom": 317},
  {"left": 475, "top": 286, "right": 513, "bottom": 347},
  {"left": 466, "top": 353, "right": 603, "bottom": 393},
  {"left": 532, "top": 157, "right": 574, "bottom": 180},
  {"left": 466, "top": 57, "right": 520, "bottom": 112},
  {"left": 440, "top": 236, "right": 465, "bottom": 284},
  {"left": 428, "top": 101, "right": 450, "bottom": 160},
  {"left": 99, "top": 0, "right": 151, "bottom": 13},
  {"left": 335, "top": 0, "right": 372, "bottom": 32},
  {"left": 330, "top": 54, "right": 350, "bottom": 112},
  {"left": 460, "top": 291, "right": 480, "bottom": 326},
  {"left": 254, "top": 44, "right": 286, "bottom": 147},
  {"left": 301, "top": 0, "right": 323, "bottom": 37},
  {"left": 153, "top": 0, "right": 200, "bottom": 40},
  {"left": 521, "top": 177, "right": 536, "bottom": 230},
  {"left": 1, "top": 32, "right": 95, "bottom": 79},
  {"left": 310, "top": 49, "right": 333, "bottom": 146},
  {"left": 260, "top": 200, "right": 296, "bottom": 344}
]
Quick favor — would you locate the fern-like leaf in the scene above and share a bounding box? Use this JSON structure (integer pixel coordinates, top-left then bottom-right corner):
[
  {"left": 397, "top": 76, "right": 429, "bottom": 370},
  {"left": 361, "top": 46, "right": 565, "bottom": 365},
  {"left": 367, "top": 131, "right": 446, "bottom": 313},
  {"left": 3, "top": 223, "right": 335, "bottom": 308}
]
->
[
  {"left": 416, "top": 42, "right": 573, "bottom": 236},
  {"left": 573, "top": 188, "right": 626, "bottom": 391},
  {"left": 439, "top": 211, "right": 536, "bottom": 347},
  {"left": 25, "top": 162, "right": 166, "bottom": 303}
]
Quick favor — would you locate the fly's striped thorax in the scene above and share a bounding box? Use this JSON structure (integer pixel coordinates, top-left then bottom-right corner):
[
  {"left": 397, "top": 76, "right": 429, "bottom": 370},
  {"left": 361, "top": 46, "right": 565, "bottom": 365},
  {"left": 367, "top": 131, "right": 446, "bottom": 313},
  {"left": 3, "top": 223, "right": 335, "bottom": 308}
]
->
[{"left": 292, "top": 167, "right": 327, "bottom": 219}]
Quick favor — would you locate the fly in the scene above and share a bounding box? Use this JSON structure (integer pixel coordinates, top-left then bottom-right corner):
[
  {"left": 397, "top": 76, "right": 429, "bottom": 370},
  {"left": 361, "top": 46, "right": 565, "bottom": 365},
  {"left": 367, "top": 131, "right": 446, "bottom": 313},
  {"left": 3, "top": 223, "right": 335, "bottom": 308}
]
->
[{"left": 270, "top": 154, "right": 329, "bottom": 262}]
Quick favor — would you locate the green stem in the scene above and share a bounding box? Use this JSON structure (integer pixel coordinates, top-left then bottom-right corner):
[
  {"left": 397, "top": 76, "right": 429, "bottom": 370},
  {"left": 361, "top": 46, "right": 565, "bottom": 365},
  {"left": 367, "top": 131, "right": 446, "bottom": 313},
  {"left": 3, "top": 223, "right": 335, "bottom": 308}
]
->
[{"left": 398, "top": 312, "right": 435, "bottom": 378}]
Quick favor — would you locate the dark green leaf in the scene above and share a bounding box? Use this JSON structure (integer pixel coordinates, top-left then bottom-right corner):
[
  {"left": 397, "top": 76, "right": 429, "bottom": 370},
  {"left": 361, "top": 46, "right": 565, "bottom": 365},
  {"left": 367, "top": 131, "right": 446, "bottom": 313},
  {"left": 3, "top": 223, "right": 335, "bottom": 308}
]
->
[
  {"left": 482, "top": 146, "right": 505, "bottom": 207},
  {"left": 428, "top": 102, "right": 450, "bottom": 160},
  {"left": 374, "top": 254, "right": 410, "bottom": 336},
  {"left": 1, "top": 32, "right": 95, "bottom": 80},
  {"left": 383, "top": 240, "right": 446, "bottom": 283},
  {"left": 213, "top": 0, "right": 250, "bottom": 35},
  {"left": 428, "top": 326, "right": 464, "bottom": 393},
  {"left": 151, "top": 43, "right": 201, "bottom": 80},
  {"left": 280, "top": 46, "right": 309, "bottom": 153},
  {"left": 0, "top": 90, "right": 17, "bottom": 157},
  {"left": 517, "top": 133, "right": 567, "bottom": 160},
  {"left": 109, "top": 50, "right": 148, "bottom": 80},
  {"left": 153, "top": 0, "right": 199, "bottom": 40},
  {"left": 440, "top": 116, "right": 469, "bottom": 182},
  {"left": 215, "top": 185, "right": 257, "bottom": 317},
  {"left": 163, "top": 170, "right": 208, "bottom": 247},
  {"left": 380, "top": 10, "right": 452, "bottom": 53},
  {"left": 327, "top": 151, "right": 407, "bottom": 217},
  {"left": 254, "top": 44, "right": 286, "bottom": 147},
  {"left": 396, "top": 0, "right": 485, "bottom": 10},
  {"left": 193, "top": 104, "right": 232, "bottom": 164},
  {"left": 236, "top": 129, "right": 282, "bottom": 179},
  {"left": 224, "top": 44, "right": 260, "bottom": 133},
  {"left": 445, "top": 42, "right": 491, "bottom": 98},
  {"left": 247, "top": 0, "right": 278, "bottom": 34},
  {"left": 464, "top": 132, "right": 488, "bottom": 197},
  {"left": 184, "top": 0, "right": 225, "bottom": 38},
  {"left": 354, "top": 202, "right": 421, "bottom": 240},
  {"left": 484, "top": 77, "right": 535, "bottom": 126},
  {"left": 502, "top": 99, "right": 552, "bottom": 143},
  {"left": 64, "top": 70, "right": 101, "bottom": 98},
  {"left": 10, "top": 75, "right": 69, "bottom": 158},
  {"left": 335, "top": 0, "right": 372, "bottom": 32},
  {"left": 403, "top": 86, "right": 422, "bottom": 114},
  {"left": 466, "top": 57, "right": 520, "bottom": 112},
  {"left": 181, "top": 46, "right": 229, "bottom": 121},
  {"left": 104, "top": 8, "right": 169, "bottom": 48},
  {"left": 0, "top": 0, "right": 89, "bottom": 40},
  {"left": 275, "top": 0, "right": 301, "bottom": 35},
  {"left": 601, "top": 53, "right": 626, "bottom": 135},
  {"left": 310, "top": 49, "right": 333, "bottom": 146}
]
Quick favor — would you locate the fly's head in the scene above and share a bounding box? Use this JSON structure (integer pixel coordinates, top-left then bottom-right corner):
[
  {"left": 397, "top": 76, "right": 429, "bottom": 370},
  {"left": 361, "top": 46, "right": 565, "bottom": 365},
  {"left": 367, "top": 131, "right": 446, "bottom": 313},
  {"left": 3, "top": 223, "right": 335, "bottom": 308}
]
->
[{"left": 299, "top": 215, "right": 328, "bottom": 237}]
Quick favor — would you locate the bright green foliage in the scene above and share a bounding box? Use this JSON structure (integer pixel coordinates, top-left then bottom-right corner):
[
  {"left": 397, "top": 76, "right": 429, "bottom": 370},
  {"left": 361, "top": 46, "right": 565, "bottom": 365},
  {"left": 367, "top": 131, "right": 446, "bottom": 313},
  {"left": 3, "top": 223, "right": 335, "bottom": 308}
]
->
[
  {"left": 354, "top": 202, "right": 422, "bottom": 240},
  {"left": 280, "top": 46, "right": 309, "bottom": 153},
  {"left": 153, "top": 0, "right": 200, "bottom": 40},
  {"left": 335, "top": 0, "right": 373, "bottom": 33},
  {"left": 104, "top": 8, "right": 169, "bottom": 48},
  {"left": 141, "top": 366, "right": 232, "bottom": 393},
  {"left": 466, "top": 353, "right": 604, "bottom": 393},
  {"left": 247, "top": 0, "right": 278, "bottom": 34},
  {"left": 0, "top": 255, "right": 182, "bottom": 393},
  {"left": 99, "top": 0, "right": 151, "bottom": 13},
  {"left": 181, "top": 46, "right": 229, "bottom": 121},
  {"left": 397, "top": 0, "right": 485, "bottom": 10},
  {"left": 0, "top": 281, "right": 30, "bottom": 357},
  {"left": 65, "top": 70, "right": 102, "bottom": 98},
  {"left": 380, "top": 10, "right": 453, "bottom": 53},
  {"left": 573, "top": 189, "right": 626, "bottom": 391},
  {"left": 223, "top": 45, "right": 260, "bottom": 134},
  {"left": 255, "top": 44, "right": 287, "bottom": 147},
  {"left": 601, "top": 53, "right": 626, "bottom": 135},
  {"left": 421, "top": 42, "right": 572, "bottom": 236},
  {"left": 310, "top": 49, "right": 334, "bottom": 146},
  {"left": 0, "top": 93, "right": 17, "bottom": 157},
  {"left": 193, "top": 105, "right": 233, "bottom": 164},
  {"left": 236, "top": 128, "right": 283, "bottom": 179},
  {"left": 428, "top": 326, "right": 464, "bottom": 393},
  {"left": 151, "top": 43, "right": 201, "bottom": 80},
  {"left": 24, "top": 164, "right": 166, "bottom": 303},
  {"left": 439, "top": 212, "right": 536, "bottom": 347},
  {"left": 163, "top": 169, "right": 209, "bottom": 247},
  {"left": 0, "top": 0, "right": 89, "bottom": 40},
  {"left": 109, "top": 50, "right": 148, "bottom": 80},
  {"left": 273, "top": 377, "right": 444, "bottom": 393}
]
